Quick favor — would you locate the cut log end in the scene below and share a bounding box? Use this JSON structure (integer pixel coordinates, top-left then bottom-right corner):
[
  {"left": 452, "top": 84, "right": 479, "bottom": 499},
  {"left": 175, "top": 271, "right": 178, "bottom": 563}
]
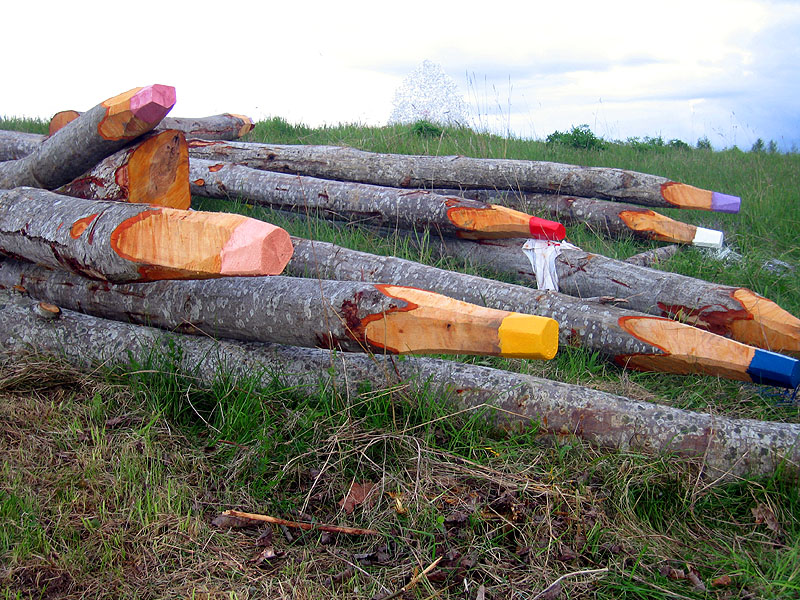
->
[
  {"left": 48, "top": 110, "right": 80, "bottom": 136},
  {"left": 661, "top": 182, "right": 741, "bottom": 213},
  {"left": 226, "top": 113, "right": 255, "bottom": 138},
  {"left": 128, "top": 130, "right": 190, "bottom": 209}
]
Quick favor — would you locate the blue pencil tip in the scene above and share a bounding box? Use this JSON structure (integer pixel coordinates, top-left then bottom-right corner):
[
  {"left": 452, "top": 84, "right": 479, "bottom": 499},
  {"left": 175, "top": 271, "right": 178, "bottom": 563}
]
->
[{"left": 748, "top": 349, "right": 800, "bottom": 388}]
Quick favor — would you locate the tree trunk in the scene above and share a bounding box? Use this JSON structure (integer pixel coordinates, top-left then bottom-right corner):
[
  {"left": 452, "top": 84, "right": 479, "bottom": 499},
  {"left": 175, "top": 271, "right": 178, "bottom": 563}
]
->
[
  {"left": 436, "top": 189, "right": 723, "bottom": 247},
  {"left": 56, "top": 130, "right": 190, "bottom": 209},
  {"left": 0, "top": 130, "right": 44, "bottom": 162},
  {"left": 0, "top": 257, "right": 558, "bottom": 359},
  {"left": 285, "top": 236, "right": 797, "bottom": 388},
  {"left": 1, "top": 289, "right": 797, "bottom": 479},
  {"left": 186, "top": 139, "right": 740, "bottom": 212},
  {"left": 189, "top": 159, "right": 565, "bottom": 240},
  {"left": 0, "top": 188, "right": 293, "bottom": 282},
  {"left": 420, "top": 235, "right": 800, "bottom": 355},
  {"left": 49, "top": 111, "right": 254, "bottom": 140},
  {"left": 0, "top": 85, "right": 175, "bottom": 190}
]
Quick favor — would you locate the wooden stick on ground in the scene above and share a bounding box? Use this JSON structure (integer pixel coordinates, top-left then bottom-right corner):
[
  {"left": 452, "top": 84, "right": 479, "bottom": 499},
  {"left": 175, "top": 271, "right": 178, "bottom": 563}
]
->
[
  {"left": 0, "top": 258, "right": 558, "bottom": 360},
  {"left": 57, "top": 130, "right": 190, "bottom": 209},
  {"left": 49, "top": 110, "right": 254, "bottom": 140},
  {"left": 221, "top": 510, "right": 379, "bottom": 536},
  {"left": 438, "top": 189, "right": 724, "bottom": 248},
  {"left": 189, "top": 159, "right": 565, "bottom": 240},
  {"left": 412, "top": 234, "right": 800, "bottom": 356},
  {"left": 0, "top": 188, "right": 293, "bottom": 281},
  {"left": 0, "top": 290, "right": 797, "bottom": 479},
  {"left": 0, "top": 85, "right": 175, "bottom": 190},
  {"left": 283, "top": 236, "right": 798, "bottom": 388},
  {"left": 185, "top": 139, "right": 741, "bottom": 212}
]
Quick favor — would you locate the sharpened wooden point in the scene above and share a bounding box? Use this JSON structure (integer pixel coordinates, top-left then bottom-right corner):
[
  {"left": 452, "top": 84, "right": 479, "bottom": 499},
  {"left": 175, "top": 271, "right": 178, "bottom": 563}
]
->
[
  {"left": 99, "top": 85, "right": 177, "bottom": 140},
  {"left": 227, "top": 113, "right": 255, "bottom": 138},
  {"left": 729, "top": 289, "right": 800, "bottom": 355},
  {"left": 618, "top": 316, "right": 799, "bottom": 388},
  {"left": 618, "top": 209, "right": 723, "bottom": 247},
  {"left": 109, "top": 209, "right": 294, "bottom": 279},
  {"left": 661, "top": 182, "right": 741, "bottom": 213},
  {"left": 448, "top": 203, "right": 565, "bottom": 240},
  {"left": 33, "top": 302, "right": 61, "bottom": 320},
  {"left": 366, "top": 285, "right": 558, "bottom": 359}
]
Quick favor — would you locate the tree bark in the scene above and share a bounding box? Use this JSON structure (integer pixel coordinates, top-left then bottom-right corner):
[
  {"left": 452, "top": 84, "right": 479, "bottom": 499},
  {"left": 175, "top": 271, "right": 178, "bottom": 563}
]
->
[
  {"left": 189, "top": 159, "right": 565, "bottom": 240},
  {"left": 285, "top": 236, "right": 797, "bottom": 388},
  {"left": 56, "top": 130, "right": 190, "bottom": 209},
  {"left": 624, "top": 245, "right": 681, "bottom": 267},
  {"left": 0, "top": 130, "right": 44, "bottom": 162},
  {"left": 0, "top": 85, "right": 175, "bottom": 190},
  {"left": 0, "top": 257, "right": 557, "bottom": 359},
  {"left": 435, "top": 189, "right": 723, "bottom": 247},
  {"left": 186, "top": 139, "right": 740, "bottom": 212},
  {"left": 0, "top": 289, "right": 797, "bottom": 479},
  {"left": 418, "top": 235, "right": 800, "bottom": 355},
  {"left": 0, "top": 188, "right": 293, "bottom": 282},
  {"left": 49, "top": 111, "right": 254, "bottom": 140}
]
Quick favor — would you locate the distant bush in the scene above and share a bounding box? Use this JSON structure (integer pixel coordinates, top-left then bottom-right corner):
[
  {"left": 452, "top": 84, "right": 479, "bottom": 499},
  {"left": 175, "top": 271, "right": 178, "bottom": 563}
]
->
[
  {"left": 696, "top": 136, "right": 713, "bottom": 150},
  {"left": 751, "top": 138, "right": 766, "bottom": 153},
  {"left": 546, "top": 124, "right": 607, "bottom": 150},
  {"left": 411, "top": 119, "right": 444, "bottom": 138}
]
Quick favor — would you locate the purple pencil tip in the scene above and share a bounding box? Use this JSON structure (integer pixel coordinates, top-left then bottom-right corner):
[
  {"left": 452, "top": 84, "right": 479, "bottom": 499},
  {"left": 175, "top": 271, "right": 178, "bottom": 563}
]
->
[
  {"left": 131, "top": 85, "right": 176, "bottom": 124},
  {"left": 711, "top": 192, "right": 741, "bottom": 214}
]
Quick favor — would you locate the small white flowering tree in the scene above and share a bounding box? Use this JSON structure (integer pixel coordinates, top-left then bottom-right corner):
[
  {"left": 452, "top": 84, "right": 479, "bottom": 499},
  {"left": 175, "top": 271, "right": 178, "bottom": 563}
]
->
[{"left": 388, "top": 60, "right": 469, "bottom": 127}]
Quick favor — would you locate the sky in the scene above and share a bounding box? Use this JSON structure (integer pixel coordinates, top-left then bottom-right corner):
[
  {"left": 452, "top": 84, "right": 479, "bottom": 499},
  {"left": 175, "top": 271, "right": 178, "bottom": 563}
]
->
[{"left": 3, "top": 0, "right": 799, "bottom": 151}]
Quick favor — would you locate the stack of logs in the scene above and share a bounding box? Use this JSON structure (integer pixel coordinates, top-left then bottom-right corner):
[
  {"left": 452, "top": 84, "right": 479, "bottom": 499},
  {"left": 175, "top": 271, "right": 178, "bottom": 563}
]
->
[{"left": 1, "top": 84, "right": 799, "bottom": 479}]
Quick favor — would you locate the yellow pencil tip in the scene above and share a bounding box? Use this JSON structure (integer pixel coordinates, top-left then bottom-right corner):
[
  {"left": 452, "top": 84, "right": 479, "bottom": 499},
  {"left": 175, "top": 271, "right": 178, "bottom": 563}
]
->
[{"left": 498, "top": 313, "right": 559, "bottom": 359}]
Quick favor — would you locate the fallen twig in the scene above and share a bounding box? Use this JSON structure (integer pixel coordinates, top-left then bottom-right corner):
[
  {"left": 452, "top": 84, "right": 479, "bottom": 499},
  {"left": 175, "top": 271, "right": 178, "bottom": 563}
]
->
[
  {"left": 222, "top": 509, "right": 380, "bottom": 536},
  {"left": 379, "top": 556, "right": 443, "bottom": 600}
]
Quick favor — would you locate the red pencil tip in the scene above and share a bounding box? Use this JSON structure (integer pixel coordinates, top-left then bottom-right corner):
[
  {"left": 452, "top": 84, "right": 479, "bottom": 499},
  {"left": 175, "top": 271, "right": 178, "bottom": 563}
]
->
[{"left": 529, "top": 216, "right": 566, "bottom": 241}]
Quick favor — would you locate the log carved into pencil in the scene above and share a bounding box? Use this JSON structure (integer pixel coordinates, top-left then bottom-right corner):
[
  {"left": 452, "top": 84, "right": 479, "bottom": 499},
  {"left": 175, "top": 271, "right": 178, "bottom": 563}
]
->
[
  {"left": 189, "top": 159, "right": 565, "bottom": 240},
  {"left": 0, "top": 259, "right": 558, "bottom": 359},
  {"left": 437, "top": 189, "right": 724, "bottom": 248},
  {"left": 186, "top": 140, "right": 741, "bottom": 212},
  {"left": 285, "top": 236, "right": 798, "bottom": 388},
  {"left": 0, "top": 290, "right": 797, "bottom": 479},
  {"left": 56, "top": 130, "right": 190, "bottom": 209},
  {"left": 417, "top": 235, "right": 800, "bottom": 356},
  {"left": 0, "top": 188, "right": 293, "bottom": 281},
  {"left": 0, "top": 85, "right": 176, "bottom": 190},
  {"left": 49, "top": 110, "right": 254, "bottom": 140}
]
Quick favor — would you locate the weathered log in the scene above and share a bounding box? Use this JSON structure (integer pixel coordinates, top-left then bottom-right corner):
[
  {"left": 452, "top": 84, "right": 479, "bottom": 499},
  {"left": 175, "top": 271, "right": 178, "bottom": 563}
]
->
[
  {"left": 0, "top": 258, "right": 558, "bottom": 359},
  {"left": 0, "top": 290, "right": 797, "bottom": 479},
  {"left": 189, "top": 159, "right": 565, "bottom": 240},
  {"left": 186, "top": 139, "right": 741, "bottom": 212},
  {"left": 0, "top": 188, "right": 293, "bottom": 282},
  {"left": 0, "top": 130, "right": 44, "bottom": 162},
  {"left": 285, "top": 236, "right": 798, "bottom": 388},
  {"left": 624, "top": 245, "right": 681, "bottom": 267},
  {"left": 56, "top": 130, "right": 190, "bottom": 209},
  {"left": 49, "top": 110, "right": 254, "bottom": 140},
  {"left": 414, "top": 235, "right": 800, "bottom": 356},
  {"left": 0, "top": 85, "right": 175, "bottom": 190},
  {"left": 436, "top": 189, "right": 723, "bottom": 247}
]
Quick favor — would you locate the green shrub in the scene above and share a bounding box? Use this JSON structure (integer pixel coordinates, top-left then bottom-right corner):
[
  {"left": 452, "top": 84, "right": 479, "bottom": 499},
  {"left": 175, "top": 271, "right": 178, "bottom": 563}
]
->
[{"left": 546, "top": 124, "right": 608, "bottom": 150}]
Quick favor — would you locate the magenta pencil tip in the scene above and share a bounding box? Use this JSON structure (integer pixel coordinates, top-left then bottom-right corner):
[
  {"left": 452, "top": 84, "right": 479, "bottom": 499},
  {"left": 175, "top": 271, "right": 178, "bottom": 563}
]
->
[
  {"left": 711, "top": 191, "right": 741, "bottom": 213},
  {"left": 131, "top": 85, "right": 176, "bottom": 123}
]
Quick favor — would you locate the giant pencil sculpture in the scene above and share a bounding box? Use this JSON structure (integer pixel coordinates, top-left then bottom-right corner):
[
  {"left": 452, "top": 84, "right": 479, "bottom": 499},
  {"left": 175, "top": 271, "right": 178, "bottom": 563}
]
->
[
  {"left": 436, "top": 189, "right": 724, "bottom": 248},
  {"left": 186, "top": 140, "right": 741, "bottom": 212},
  {"left": 0, "top": 188, "right": 293, "bottom": 281},
  {"left": 415, "top": 235, "right": 800, "bottom": 356},
  {"left": 189, "top": 159, "right": 565, "bottom": 240},
  {"left": 0, "top": 85, "right": 176, "bottom": 189},
  {"left": 57, "top": 130, "right": 190, "bottom": 209},
  {"left": 1, "top": 291, "right": 798, "bottom": 478},
  {"left": 49, "top": 110, "right": 255, "bottom": 141},
  {"left": 0, "top": 259, "right": 558, "bottom": 360},
  {"left": 284, "top": 236, "right": 798, "bottom": 388}
]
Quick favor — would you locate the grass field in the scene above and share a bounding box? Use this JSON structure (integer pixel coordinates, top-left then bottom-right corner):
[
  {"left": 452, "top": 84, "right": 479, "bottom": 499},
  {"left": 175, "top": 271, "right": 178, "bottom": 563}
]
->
[{"left": 1, "top": 116, "right": 799, "bottom": 599}]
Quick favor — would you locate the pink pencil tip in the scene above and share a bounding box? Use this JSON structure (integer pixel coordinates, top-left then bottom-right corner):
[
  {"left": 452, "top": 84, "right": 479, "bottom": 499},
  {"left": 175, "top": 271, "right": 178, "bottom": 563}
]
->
[
  {"left": 130, "top": 84, "right": 176, "bottom": 123},
  {"left": 529, "top": 216, "right": 566, "bottom": 241},
  {"left": 220, "top": 220, "right": 293, "bottom": 276}
]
